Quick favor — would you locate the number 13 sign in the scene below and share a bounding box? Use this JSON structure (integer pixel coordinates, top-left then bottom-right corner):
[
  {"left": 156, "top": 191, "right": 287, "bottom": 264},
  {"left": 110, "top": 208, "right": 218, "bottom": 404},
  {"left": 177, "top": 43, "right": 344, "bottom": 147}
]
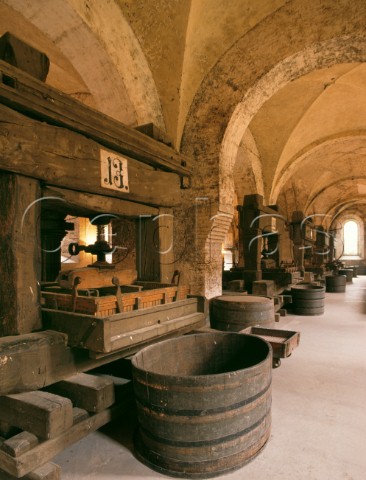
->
[{"left": 100, "top": 149, "right": 129, "bottom": 192}]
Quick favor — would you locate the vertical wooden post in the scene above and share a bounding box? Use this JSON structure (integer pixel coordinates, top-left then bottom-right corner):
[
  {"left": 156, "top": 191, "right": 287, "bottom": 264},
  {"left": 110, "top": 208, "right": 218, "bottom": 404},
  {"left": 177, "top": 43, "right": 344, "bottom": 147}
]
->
[
  {"left": 291, "top": 211, "right": 306, "bottom": 274},
  {"left": 135, "top": 209, "right": 175, "bottom": 283},
  {"left": 136, "top": 215, "right": 160, "bottom": 281},
  {"left": 0, "top": 173, "right": 42, "bottom": 335},
  {"left": 157, "top": 208, "right": 175, "bottom": 284},
  {"left": 241, "top": 195, "right": 263, "bottom": 292}
]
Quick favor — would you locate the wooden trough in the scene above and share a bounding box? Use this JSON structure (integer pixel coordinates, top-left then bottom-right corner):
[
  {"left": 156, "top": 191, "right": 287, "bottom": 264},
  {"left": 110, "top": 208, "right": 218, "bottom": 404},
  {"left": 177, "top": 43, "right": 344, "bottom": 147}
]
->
[{"left": 41, "top": 282, "right": 205, "bottom": 355}]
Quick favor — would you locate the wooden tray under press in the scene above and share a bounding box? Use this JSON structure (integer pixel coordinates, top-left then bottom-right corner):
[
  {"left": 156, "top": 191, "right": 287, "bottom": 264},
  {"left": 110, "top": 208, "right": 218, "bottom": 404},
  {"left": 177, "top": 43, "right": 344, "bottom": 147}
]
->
[
  {"left": 42, "top": 283, "right": 190, "bottom": 317},
  {"left": 42, "top": 297, "right": 205, "bottom": 355},
  {"left": 240, "top": 326, "right": 300, "bottom": 359}
]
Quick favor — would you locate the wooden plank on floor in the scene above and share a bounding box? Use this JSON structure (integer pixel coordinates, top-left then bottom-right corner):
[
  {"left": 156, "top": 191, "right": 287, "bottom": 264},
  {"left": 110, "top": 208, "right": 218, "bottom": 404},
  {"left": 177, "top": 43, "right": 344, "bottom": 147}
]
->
[
  {"left": 46, "top": 373, "right": 115, "bottom": 413},
  {"left": 0, "top": 392, "right": 73, "bottom": 439},
  {"left": 0, "top": 432, "right": 38, "bottom": 457},
  {"left": 72, "top": 408, "right": 90, "bottom": 425},
  {"left": 0, "top": 331, "right": 69, "bottom": 395},
  {"left": 0, "top": 397, "right": 134, "bottom": 477},
  {"left": 0, "top": 463, "right": 61, "bottom": 480}
]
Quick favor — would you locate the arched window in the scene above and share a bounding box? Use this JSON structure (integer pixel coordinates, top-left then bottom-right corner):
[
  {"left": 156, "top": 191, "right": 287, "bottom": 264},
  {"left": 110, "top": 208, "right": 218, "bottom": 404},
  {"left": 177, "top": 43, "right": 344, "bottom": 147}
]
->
[{"left": 343, "top": 220, "right": 359, "bottom": 256}]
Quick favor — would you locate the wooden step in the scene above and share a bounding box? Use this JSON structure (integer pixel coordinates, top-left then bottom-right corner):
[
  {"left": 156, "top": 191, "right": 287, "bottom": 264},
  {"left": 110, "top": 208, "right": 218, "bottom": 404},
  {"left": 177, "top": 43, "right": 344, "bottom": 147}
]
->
[
  {"left": 0, "top": 394, "right": 133, "bottom": 478},
  {"left": 0, "top": 392, "right": 73, "bottom": 439},
  {"left": 0, "top": 463, "right": 61, "bottom": 480},
  {"left": 45, "top": 373, "right": 115, "bottom": 413},
  {"left": 1, "top": 432, "right": 38, "bottom": 457},
  {"left": 0, "top": 375, "right": 133, "bottom": 478}
]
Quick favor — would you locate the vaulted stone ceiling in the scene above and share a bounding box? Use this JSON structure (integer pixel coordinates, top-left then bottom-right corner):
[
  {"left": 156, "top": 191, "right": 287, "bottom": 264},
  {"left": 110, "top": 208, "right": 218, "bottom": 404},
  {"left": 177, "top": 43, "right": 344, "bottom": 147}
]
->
[{"left": 2, "top": 0, "right": 366, "bottom": 227}]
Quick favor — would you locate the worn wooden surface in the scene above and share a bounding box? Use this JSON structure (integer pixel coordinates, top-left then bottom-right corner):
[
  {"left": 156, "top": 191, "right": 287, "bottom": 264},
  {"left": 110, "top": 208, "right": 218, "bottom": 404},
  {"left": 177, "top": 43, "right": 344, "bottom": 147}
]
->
[
  {"left": 71, "top": 407, "right": 90, "bottom": 425},
  {"left": 46, "top": 373, "right": 115, "bottom": 413},
  {"left": 57, "top": 267, "right": 137, "bottom": 290},
  {"left": 42, "top": 283, "right": 190, "bottom": 317},
  {"left": 0, "top": 173, "right": 42, "bottom": 336},
  {"left": 42, "top": 186, "right": 158, "bottom": 218},
  {"left": 0, "top": 60, "right": 191, "bottom": 177},
  {"left": 240, "top": 326, "right": 301, "bottom": 358},
  {"left": 43, "top": 297, "right": 202, "bottom": 353},
  {"left": 0, "top": 396, "right": 134, "bottom": 478},
  {"left": 157, "top": 208, "right": 175, "bottom": 284},
  {"left": 134, "top": 122, "right": 172, "bottom": 146},
  {"left": 0, "top": 331, "right": 69, "bottom": 395},
  {"left": 0, "top": 392, "right": 73, "bottom": 439},
  {"left": 136, "top": 215, "right": 161, "bottom": 281},
  {"left": 0, "top": 104, "right": 181, "bottom": 207},
  {"left": 1, "top": 432, "right": 39, "bottom": 457},
  {"left": 0, "top": 462, "right": 61, "bottom": 480},
  {"left": 0, "top": 33, "right": 49, "bottom": 81},
  {"left": 132, "top": 332, "right": 272, "bottom": 478},
  {"left": 0, "top": 304, "right": 206, "bottom": 396}
]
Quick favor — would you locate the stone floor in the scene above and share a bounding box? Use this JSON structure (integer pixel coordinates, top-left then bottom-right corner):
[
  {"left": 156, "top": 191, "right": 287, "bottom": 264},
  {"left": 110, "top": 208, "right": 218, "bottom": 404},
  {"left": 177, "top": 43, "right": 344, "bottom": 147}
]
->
[{"left": 55, "top": 277, "right": 366, "bottom": 480}]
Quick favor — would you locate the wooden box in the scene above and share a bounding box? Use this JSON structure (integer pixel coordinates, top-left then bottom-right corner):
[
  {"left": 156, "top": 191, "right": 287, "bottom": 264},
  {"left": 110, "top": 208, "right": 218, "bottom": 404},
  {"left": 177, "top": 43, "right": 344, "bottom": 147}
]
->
[{"left": 42, "top": 283, "right": 190, "bottom": 317}]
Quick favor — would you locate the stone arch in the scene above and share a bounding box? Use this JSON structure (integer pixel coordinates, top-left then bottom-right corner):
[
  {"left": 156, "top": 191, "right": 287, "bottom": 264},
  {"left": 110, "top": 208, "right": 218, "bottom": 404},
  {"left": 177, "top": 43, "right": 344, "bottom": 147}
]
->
[
  {"left": 271, "top": 132, "right": 366, "bottom": 205},
  {"left": 193, "top": 36, "right": 366, "bottom": 296},
  {"left": 305, "top": 175, "right": 366, "bottom": 213},
  {"left": 180, "top": 0, "right": 366, "bottom": 297},
  {"left": 222, "top": 36, "right": 366, "bottom": 208},
  {"left": 3, "top": 0, "right": 164, "bottom": 127},
  {"left": 233, "top": 128, "right": 264, "bottom": 204}
]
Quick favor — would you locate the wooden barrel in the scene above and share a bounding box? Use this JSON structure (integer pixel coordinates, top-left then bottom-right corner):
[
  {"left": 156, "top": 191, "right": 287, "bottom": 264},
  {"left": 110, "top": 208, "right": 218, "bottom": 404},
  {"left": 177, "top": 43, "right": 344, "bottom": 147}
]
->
[
  {"left": 325, "top": 275, "right": 346, "bottom": 293},
  {"left": 132, "top": 332, "right": 272, "bottom": 478},
  {"left": 291, "top": 284, "right": 325, "bottom": 315},
  {"left": 338, "top": 269, "right": 353, "bottom": 283},
  {"left": 210, "top": 295, "right": 274, "bottom": 331}
]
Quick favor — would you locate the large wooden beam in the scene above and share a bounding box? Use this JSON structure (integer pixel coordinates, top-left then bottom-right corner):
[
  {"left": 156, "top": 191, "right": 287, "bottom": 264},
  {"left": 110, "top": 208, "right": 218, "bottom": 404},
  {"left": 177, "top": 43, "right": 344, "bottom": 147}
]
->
[
  {"left": 0, "top": 104, "right": 181, "bottom": 207},
  {"left": 42, "top": 186, "right": 158, "bottom": 218},
  {"left": 0, "top": 172, "right": 42, "bottom": 335},
  {"left": 0, "top": 392, "right": 73, "bottom": 439},
  {"left": 0, "top": 307, "right": 206, "bottom": 396},
  {"left": 0, "top": 60, "right": 191, "bottom": 177},
  {"left": 0, "top": 397, "right": 134, "bottom": 478}
]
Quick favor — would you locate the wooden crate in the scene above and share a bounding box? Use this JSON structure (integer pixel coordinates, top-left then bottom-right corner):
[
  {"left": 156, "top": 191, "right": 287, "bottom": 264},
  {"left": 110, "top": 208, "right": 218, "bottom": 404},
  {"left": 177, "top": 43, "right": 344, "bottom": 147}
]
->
[{"left": 42, "top": 284, "right": 190, "bottom": 317}]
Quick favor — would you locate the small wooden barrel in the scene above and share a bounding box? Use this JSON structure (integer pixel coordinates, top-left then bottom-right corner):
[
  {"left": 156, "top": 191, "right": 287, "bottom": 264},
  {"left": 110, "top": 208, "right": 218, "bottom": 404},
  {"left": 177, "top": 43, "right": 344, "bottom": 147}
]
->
[
  {"left": 338, "top": 269, "right": 353, "bottom": 283},
  {"left": 132, "top": 333, "right": 272, "bottom": 478},
  {"left": 325, "top": 275, "right": 346, "bottom": 293},
  {"left": 291, "top": 284, "right": 325, "bottom": 316},
  {"left": 210, "top": 295, "right": 275, "bottom": 331}
]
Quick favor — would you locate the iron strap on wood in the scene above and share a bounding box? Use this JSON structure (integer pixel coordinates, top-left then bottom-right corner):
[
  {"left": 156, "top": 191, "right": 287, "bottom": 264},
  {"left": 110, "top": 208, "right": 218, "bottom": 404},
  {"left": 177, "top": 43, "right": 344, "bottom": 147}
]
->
[{"left": 0, "top": 60, "right": 191, "bottom": 178}]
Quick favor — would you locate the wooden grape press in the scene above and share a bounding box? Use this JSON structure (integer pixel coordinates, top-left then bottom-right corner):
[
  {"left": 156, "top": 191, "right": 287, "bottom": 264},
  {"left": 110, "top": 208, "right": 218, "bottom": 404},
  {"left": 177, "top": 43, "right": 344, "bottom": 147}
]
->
[{"left": 0, "top": 34, "right": 205, "bottom": 479}]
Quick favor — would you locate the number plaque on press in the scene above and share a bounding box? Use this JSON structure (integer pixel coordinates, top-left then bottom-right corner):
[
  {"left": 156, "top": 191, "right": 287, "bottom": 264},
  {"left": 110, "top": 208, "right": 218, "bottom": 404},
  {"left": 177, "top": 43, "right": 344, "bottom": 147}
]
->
[{"left": 100, "top": 149, "right": 129, "bottom": 192}]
